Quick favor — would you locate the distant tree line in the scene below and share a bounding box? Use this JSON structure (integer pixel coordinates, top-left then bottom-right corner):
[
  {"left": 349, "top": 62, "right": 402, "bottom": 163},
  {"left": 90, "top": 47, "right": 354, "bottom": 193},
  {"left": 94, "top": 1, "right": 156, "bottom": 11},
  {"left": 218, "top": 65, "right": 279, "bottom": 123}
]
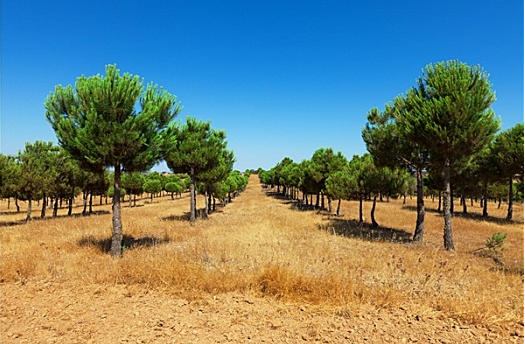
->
[{"left": 261, "top": 60, "right": 523, "bottom": 251}]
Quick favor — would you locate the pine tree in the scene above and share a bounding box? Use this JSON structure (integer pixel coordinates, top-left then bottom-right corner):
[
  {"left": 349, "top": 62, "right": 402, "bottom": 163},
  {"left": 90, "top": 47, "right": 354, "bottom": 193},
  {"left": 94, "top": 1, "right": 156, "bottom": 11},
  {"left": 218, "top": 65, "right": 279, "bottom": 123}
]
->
[
  {"left": 399, "top": 60, "right": 500, "bottom": 250},
  {"left": 492, "top": 123, "right": 524, "bottom": 220},
  {"left": 163, "top": 117, "right": 233, "bottom": 222},
  {"left": 17, "top": 142, "right": 58, "bottom": 221},
  {"left": 45, "top": 64, "right": 181, "bottom": 257},
  {"left": 363, "top": 98, "right": 430, "bottom": 241}
]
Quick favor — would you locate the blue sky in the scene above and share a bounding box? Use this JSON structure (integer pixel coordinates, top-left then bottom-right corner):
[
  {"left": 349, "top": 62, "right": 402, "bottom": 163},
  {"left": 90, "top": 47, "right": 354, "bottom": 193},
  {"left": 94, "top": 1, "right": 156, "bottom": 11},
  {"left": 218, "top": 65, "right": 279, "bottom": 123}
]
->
[{"left": 1, "top": 0, "right": 523, "bottom": 171}]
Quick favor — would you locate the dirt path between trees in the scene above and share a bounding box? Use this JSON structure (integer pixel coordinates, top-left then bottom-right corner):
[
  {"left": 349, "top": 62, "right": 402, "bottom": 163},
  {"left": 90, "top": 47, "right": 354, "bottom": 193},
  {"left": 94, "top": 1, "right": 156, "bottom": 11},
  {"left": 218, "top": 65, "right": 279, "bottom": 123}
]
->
[{"left": 1, "top": 177, "right": 523, "bottom": 343}]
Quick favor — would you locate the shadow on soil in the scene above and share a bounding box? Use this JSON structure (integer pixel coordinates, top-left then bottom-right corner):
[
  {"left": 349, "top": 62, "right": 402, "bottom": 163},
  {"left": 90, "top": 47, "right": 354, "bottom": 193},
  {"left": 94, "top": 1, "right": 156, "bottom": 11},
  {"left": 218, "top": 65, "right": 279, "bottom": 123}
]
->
[
  {"left": 78, "top": 234, "right": 170, "bottom": 253},
  {"left": 266, "top": 190, "right": 413, "bottom": 244},
  {"left": 402, "top": 205, "right": 518, "bottom": 224},
  {"left": 322, "top": 217, "right": 413, "bottom": 243},
  {"left": 265, "top": 191, "right": 317, "bottom": 211},
  {"left": 0, "top": 210, "right": 111, "bottom": 228}
]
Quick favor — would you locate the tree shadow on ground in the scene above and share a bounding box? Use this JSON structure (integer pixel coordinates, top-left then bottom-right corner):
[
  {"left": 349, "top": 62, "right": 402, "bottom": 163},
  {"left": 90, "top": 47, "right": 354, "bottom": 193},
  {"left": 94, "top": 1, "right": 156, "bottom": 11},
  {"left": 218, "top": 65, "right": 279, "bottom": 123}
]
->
[
  {"left": 322, "top": 217, "right": 413, "bottom": 244},
  {"left": 489, "top": 265, "right": 524, "bottom": 276},
  {"left": 161, "top": 209, "right": 212, "bottom": 222},
  {"left": 402, "top": 205, "right": 517, "bottom": 224},
  {"left": 266, "top": 191, "right": 321, "bottom": 211},
  {"left": 78, "top": 234, "right": 170, "bottom": 253},
  {"left": 0, "top": 210, "right": 111, "bottom": 228}
]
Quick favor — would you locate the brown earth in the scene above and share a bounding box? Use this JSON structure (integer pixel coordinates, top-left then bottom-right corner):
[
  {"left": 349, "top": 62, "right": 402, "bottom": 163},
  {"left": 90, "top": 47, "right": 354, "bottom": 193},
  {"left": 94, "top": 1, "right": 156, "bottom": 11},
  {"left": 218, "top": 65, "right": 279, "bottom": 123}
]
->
[
  {"left": 2, "top": 280, "right": 521, "bottom": 343},
  {"left": 1, "top": 175, "right": 523, "bottom": 343}
]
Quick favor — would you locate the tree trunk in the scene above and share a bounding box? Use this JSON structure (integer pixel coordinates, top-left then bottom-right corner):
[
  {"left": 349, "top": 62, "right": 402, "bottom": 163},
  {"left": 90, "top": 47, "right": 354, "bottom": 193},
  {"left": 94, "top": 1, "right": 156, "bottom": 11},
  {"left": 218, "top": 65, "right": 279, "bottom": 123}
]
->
[
  {"left": 371, "top": 195, "right": 378, "bottom": 228},
  {"left": 15, "top": 198, "right": 20, "bottom": 212},
  {"left": 437, "top": 192, "right": 442, "bottom": 212},
  {"left": 129, "top": 193, "right": 133, "bottom": 208},
  {"left": 25, "top": 196, "right": 32, "bottom": 222},
  {"left": 413, "top": 167, "right": 425, "bottom": 242},
  {"left": 41, "top": 193, "right": 47, "bottom": 218},
  {"left": 190, "top": 167, "right": 196, "bottom": 223},
  {"left": 82, "top": 192, "right": 88, "bottom": 215},
  {"left": 53, "top": 197, "right": 59, "bottom": 217},
  {"left": 207, "top": 187, "right": 212, "bottom": 214},
  {"left": 110, "top": 164, "right": 124, "bottom": 258},
  {"left": 461, "top": 190, "right": 467, "bottom": 214},
  {"left": 327, "top": 197, "right": 332, "bottom": 214},
  {"left": 358, "top": 194, "right": 364, "bottom": 223},
  {"left": 68, "top": 188, "right": 74, "bottom": 216},
  {"left": 336, "top": 199, "right": 341, "bottom": 216},
  {"left": 450, "top": 185, "right": 454, "bottom": 214},
  {"left": 482, "top": 182, "right": 488, "bottom": 217},
  {"left": 443, "top": 159, "right": 455, "bottom": 251},
  {"left": 203, "top": 191, "right": 209, "bottom": 218},
  {"left": 506, "top": 175, "right": 513, "bottom": 220},
  {"left": 89, "top": 193, "right": 93, "bottom": 214}
]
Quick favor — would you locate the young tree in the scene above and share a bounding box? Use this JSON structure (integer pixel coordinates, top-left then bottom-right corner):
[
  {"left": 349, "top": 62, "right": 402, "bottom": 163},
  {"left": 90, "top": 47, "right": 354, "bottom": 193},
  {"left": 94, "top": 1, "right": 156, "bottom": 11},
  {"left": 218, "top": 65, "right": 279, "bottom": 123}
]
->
[
  {"left": 491, "top": 123, "right": 524, "bottom": 220},
  {"left": 17, "top": 141, "right": 58, "bottom": 221},
  {"left": 0, "top": 154, "right": 21, "bottom": 210},
  {"left": 308, "top": 148, "right": 347, "bottom": 211},
  {"left": 143, "top": 178, "right": 162, "bottom": 203},
  {"left": 48, "top": 148, "right": 80, "bottom": 217},
  {"left": 349, "top": 154, "right": 374, "bottom": 223},
  {"left": 197, "top": 148, "right": 235, "bottom": 215},
  {"left": 45, "top": 64, "right": 181, "bottom": 257},
  {"left": 363, "top": 99, "right": 430, "bottom": 241},
  {"left": 163, "top": 117, "right": 232, "bottom": 222},
  {"left": 325, "top": 165, "right": 358, "bottom": 216},
  {"left": 122, "top": 172, "right": 144, "bottom": 207},
  {"left": 399, "top": 60, "right": 500, "bottom": 250}
]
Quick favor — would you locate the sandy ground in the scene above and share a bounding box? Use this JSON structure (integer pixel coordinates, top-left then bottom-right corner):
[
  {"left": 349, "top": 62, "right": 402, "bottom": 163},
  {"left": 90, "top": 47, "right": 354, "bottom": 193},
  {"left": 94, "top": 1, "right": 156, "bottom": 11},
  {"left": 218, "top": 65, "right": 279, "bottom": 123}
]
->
[{"left": 1, "top": 279, "right": 522, "bottom": 343}]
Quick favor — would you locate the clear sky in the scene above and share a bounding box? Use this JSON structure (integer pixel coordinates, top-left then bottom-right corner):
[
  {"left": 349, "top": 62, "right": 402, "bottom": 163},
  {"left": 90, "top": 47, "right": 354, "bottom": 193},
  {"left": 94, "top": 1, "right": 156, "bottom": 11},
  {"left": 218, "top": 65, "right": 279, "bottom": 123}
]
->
[{"left": 1, "top": 0, "right": 523, "bottom": 172}]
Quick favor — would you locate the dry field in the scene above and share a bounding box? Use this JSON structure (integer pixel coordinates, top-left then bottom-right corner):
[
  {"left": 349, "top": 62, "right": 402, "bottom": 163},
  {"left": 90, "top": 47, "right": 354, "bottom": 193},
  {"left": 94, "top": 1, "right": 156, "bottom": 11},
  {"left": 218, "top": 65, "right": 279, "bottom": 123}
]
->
[{"left": 1, "top": 174, "right": 523, "bottom": 343}]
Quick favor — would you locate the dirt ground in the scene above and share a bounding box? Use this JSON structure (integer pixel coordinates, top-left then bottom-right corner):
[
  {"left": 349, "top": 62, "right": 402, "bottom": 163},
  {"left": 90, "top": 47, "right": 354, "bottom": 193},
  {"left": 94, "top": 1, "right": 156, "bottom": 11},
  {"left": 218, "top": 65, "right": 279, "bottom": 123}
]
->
[{"left": 1, "top": 279, "right": 522, "bottom": 343}]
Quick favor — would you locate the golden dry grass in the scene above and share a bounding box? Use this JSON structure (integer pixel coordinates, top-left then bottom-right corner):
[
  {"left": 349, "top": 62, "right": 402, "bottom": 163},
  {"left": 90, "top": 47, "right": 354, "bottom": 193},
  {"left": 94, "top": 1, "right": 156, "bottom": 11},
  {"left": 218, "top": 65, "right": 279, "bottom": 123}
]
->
[{"left": 1, "top": 175, "right": 523, "bottom": 331}]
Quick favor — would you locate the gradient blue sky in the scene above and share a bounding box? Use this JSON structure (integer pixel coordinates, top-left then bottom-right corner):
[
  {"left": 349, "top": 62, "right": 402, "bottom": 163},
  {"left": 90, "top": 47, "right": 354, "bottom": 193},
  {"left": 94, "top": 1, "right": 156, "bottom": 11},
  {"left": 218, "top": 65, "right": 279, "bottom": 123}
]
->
[{"left": 2, "top": 0, "right": 523, "bottom": 171}]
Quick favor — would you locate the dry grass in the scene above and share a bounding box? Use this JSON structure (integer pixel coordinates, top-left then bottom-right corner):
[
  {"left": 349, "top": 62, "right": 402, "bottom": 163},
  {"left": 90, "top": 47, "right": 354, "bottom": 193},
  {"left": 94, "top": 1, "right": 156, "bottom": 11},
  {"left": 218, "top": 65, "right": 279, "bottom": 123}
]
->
[{"left": 1, "top": 175, "right": 523, "bottom": 331}]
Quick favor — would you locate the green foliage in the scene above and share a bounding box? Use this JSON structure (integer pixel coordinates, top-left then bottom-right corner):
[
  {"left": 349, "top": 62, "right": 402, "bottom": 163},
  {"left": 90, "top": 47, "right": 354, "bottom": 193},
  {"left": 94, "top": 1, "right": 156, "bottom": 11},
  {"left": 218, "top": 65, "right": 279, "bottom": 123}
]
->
[
  {"left": 400, "top": 60, "right": 500, "bottom": 162},
  {"left": 122, "top": 172, "right": 145, "bottom": 196},
  {"left": 107, "top": 185, "right": 126, "bottom": 198},
  {"left": 17, "top": 141, "right": 58, "bottom": 200},
  {"left": 163, "top": 117, "right": 232, "bottom": 176},
  {"left": 491, "top": 123, "right": 524, "bottom": 220},
  {"left": 0, "top": 154, "right": 20, "bottom": 200},
  {"left": 45, "top": 64, "right": 181, "bottom": 172},
  {"left": 163, "top": 117, "right": 234, "bottom": 221},
  {"left": 484, "top": 232, "right": 508, "bottom": 265},
  {"left": 325, "top": 166, "right": 358, "bottom": 202},
  {"left": 143, "top": 179, "right": 162, "bottom": 200}
]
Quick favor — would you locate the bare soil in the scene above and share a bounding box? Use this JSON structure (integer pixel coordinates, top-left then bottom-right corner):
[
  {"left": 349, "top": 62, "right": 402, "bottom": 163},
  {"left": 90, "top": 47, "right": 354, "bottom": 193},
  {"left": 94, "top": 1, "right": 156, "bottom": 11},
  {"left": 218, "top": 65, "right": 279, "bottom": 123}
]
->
[{"left": 2, "top": 280, "right": 521, "bottom": 343}]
